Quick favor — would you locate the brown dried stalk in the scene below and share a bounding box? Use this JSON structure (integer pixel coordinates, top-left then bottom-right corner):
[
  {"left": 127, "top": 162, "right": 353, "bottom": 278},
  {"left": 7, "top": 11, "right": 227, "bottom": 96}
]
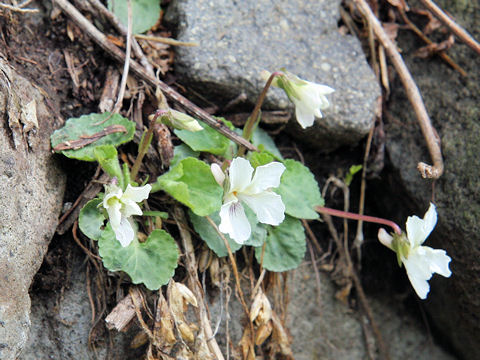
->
[{"left": 354, "top": 0, "right": 444, "bottom": 179}]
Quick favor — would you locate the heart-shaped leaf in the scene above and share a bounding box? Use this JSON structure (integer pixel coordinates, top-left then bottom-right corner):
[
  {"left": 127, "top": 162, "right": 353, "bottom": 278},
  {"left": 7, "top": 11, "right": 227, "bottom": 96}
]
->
[
  {"left": 276, "top": 159, "right": 324, "bottom": 219},
  {"left": 51, "top": 112, "right": 135, "bottom": 161},
  {"left": 255, "top": 216, "right": 306, "bottom": 272},
  {"left": 108, "top": 0, "right": 161, "bottom": 34},
  {"left": 152, "top": 157, "right": 223, "bottom": 216},
  {"left": 78, "top": 199, "right": 105, "bottom": 240},
  {"left": 99, "top": 224, "right": 179, "bottom": 290}
]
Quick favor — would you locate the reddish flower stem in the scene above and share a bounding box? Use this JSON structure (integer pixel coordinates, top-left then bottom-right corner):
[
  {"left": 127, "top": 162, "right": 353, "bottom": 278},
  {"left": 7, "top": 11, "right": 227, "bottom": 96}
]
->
[{"left": 315, "top": 206, "right": 402, "bottom": 235}]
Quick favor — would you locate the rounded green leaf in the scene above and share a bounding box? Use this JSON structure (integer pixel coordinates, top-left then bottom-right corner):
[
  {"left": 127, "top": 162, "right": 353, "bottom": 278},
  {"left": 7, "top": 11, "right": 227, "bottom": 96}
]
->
[
  {"left": 188, "top": 211, "right": 242, "bottom": 257},
  {"left": 99, "top": 224, "right": 179, "bottom": 290},
  {"left": 78, "top": 199, "right": 105, "bottom": 240},
  {"left": 171, "top": 144, "right": 200, "bottom": 167},
  {"left": 251, "top": 128, "right": 283, "bottom": 160},
  {"left": 50, "top": 112, "right": 136, "bottom": 161},
  {"left": 174, "top": 118, "right": 234, "bottom": 157},
  {"left": 153, "top": 157, "right": 223, "bottom": 216},
  {"left": 255, "top": 216, "right": 306, "bottom": 272},
  {"left": 275, "top": 159, "right": 324, "bottom": 219},
  {"left": 108, "top": 0, "right": 161, "bottom": 35}
]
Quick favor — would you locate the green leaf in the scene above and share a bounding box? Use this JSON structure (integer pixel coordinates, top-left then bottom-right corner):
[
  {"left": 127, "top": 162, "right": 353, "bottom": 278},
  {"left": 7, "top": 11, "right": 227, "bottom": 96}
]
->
[
  {"left": 248, "top": 151, "right": 274, "bottom": 168},
  {"left": 251, "top": 128, "right": 283, "bottom": 160},
  {"left": 171, "top": 144, "right": 200, "bottom": 167},
  {"left": 99, "top": 224, "right": 179, "bottom": 290},
  {"left": 188, "top": 211, "right": 242, "bottom": 257},
  {"left": 51, "top": 112, "right": 136, "bottom": 161},
  {"left": 153, "top": 157, "right": 223, "bottom": 216},
  {"left": 107, "top": 0, "right": 161, "bottom": 34},
  {"left": 78, "top": 199, "right": 105, "bottom": 240},
  {"left": 143, "top": 211, "right": 169, "bottom": 219},
  {"left": 344, "top": 164, "right": 363, "bottom": 186},
  {"left": 255, "top": 216, "right": 306, "bottom": 272},
  {"left": 174, "top": 119, "right": 234, "bottom": 157},
  {"left": 276, "top": 159, "right": 324, "bottom": 219},
  {"left": 94, "top": 145, "right": 124, "bottom": 188}
]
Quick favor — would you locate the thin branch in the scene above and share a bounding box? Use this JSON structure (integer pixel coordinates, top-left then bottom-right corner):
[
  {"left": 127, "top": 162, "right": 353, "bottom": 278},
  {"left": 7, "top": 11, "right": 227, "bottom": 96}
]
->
[
  {"left": 88, "top": 0, "right": 155, "bottom": 77},
  {"left": 134, "top": 34, "right": 198, "bottom": 47},
  {"left": 0, "top": 1, "right": 38, "bottom": 13},
  {"left": 112, "top": 0, "right": 132, "bottom": 113},
  {"left": 52, "top": 0, "right": 257, "bottom": 152},
  {"left": 418, "top": 0, "right": 480, "bottom": 56},
  {"left": 398, "top": 10, "right": 467, "bottom": 77},
  {"left": 354, "top": 0, "right": 444, "bottom": 179}
]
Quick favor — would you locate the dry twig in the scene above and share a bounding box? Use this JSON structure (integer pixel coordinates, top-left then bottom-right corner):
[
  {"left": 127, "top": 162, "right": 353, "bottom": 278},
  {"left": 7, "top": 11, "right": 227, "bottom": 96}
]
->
[
  {"left": 354, "top": 0, "right": 444, "bottom": 179},
  {"left": 0, "top": 0, "right": 38, "bottom": 13},
  {"left": 418, "top": 0, "right": 480, "bottom": 56},
  {"left": 52, "top": 0, "right": 256, "bottom": 151},
  {"left": 134, "top": 34, "right": 198, "bottom": 47}
]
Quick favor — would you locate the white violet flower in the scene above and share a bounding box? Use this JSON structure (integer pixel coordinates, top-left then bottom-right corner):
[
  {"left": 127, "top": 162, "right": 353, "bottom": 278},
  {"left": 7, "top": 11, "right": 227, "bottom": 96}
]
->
[
  {"left": 264, "top": 70, "right": 334, "bottom": 129},
  {"left": 102, "top": 183, "right": 152, "bottom": 247},
  {"left": 211, "top": 157, "right": 286, "bottom": 244},
  {"left": 378, "top": 203, "right": 452, "bottom": 299}
]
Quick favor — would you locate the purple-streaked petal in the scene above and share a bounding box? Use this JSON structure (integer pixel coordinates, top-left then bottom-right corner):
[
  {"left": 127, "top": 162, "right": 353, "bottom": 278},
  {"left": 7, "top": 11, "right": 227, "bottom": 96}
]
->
[{"left": 219, "top": 201, "right": 251, "bottom": 244}]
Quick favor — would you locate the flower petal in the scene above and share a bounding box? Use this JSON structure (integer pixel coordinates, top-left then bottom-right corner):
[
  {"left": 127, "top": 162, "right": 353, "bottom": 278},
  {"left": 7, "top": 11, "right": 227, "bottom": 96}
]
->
[
  {"left": 422, "top": 246, "right": 452, "bottom": 278},
  {"left": 246, "top": 162, "right": 285, "bottom": 194},
  {"left": 123, "top": 184, "right": 152, "bottom": 203},
  {"left": 240, "top": 191, "right": 285, "bottom": 226},
  {"left": 219, "top": 201, "right": 251, "bottom": 244},
  {"left": 106, "top": 201, "right": 122, "bottom": 228},
  {"left": 113, "top": 217, "right": 135, "bottom": 247},
  {"left": 121, "top": 199, "right": 143, "bottom": 218},
  {"left": 377, "top": 228, "right": 394, "bottom": 250},
  {"left": 228, "top": 157, "right": 254, "bottom": 192},
  {"left": 210, "top": 163, "right": 225, "bottom": 186},
  {"left": 294, "top": 102, "right": 315, "bottom": 128},
  {"left": 406, "top": 203, "right": 437, "bottom": 247}
]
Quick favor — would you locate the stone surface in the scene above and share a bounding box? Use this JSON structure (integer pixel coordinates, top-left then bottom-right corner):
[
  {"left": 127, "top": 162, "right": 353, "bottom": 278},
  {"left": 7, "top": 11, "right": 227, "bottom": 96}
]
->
[
  {"left": 206, "top": 261, "right": 455, "bottom": 359},
  {"left": 165, "top": 0, "right": 380, "bottom": 152},
  {"left": 0, "top": 58, "right": 66, "bottom": 359},
  {"left": 383, "top": 1, "right": 480, "bottom": 358},
  {"left": 21, "top": 252, "right": 140, "bottom": 360}
]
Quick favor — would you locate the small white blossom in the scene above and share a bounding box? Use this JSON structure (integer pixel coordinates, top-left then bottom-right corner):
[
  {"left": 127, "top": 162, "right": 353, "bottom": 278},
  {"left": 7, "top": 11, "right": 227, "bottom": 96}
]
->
[
  {"left": 265, "top": 70, "right": 334, "bottom": 129},
  {"left": 378, "top": 203, "right": 451, "bottom": 299},
  {"left": 213, "top": 157, "right": 285, "bottom": 244},
  {"left": 102, "top": 183, "right": 152, "bottom": 247}
]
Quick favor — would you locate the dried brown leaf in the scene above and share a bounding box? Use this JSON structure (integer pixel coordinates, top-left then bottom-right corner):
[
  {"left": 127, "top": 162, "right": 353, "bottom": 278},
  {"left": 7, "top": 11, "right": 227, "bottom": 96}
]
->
[
  {"left": 255, "top": 321, "right": 273, "bottom": 346},
  {"left": 414, "top": 35, "right": 455, "bottom": 58}
]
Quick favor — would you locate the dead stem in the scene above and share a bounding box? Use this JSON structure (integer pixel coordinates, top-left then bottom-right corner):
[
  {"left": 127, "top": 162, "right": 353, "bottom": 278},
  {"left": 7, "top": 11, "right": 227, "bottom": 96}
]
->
[
  {"left": 0, "top": 0, "right": 38, "bottom": 13},
  {"left": 418, "top": 0, "right": 480, "bottom": 56},
  {"left": 353, "top": 0, "right": 444, "bottom": 179},
  {"left": 398, "top": 9, "right": 467, "bottom": 77},
  {"left": 53, "top": 0, "right": 256, "bottom": 152},
  {"left": 134, "top": 34, "right": 198, "bottom": 47},
  {"left": 112, "top": 0, "right": 132, "bottom": 113},
  {"left": 173, "top": 207, "right": 225, "bottom": 360}
]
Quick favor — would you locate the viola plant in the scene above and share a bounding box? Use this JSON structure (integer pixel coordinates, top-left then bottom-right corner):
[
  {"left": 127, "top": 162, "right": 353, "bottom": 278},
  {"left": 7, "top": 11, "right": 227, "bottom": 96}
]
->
[
  {"left": 50, "top": 69, "right": 451, "bottom": 302},
  {"left": 378, "top": 203, "right": 452, "bottom": 299}
]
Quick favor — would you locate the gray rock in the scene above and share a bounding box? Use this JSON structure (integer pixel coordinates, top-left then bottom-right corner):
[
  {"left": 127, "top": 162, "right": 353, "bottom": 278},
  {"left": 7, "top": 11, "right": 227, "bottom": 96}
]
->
[
  {"left": 21, "top": 254, "right": 140, "bottom": 360},
  {"left": 165, "top": 0, "right": 379, "bottom": 152},
  {"left": 0, "top": 59, "right": 66, "bottom": 359},
  {"left": 384, "top": 1, "right": 480, "bottom": 358}
]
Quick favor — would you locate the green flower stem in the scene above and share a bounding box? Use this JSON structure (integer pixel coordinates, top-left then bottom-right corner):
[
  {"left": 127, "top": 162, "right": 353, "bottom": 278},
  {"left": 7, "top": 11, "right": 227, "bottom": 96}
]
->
[
  {"left": 237, "top": 71, "right": 283, "bottom": 156},
  {"left": 130, "top": 110, "right": 167, "bottom": 182},
  {"left": 315, "top": 206, "right": 402, "bottom": 235}
]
